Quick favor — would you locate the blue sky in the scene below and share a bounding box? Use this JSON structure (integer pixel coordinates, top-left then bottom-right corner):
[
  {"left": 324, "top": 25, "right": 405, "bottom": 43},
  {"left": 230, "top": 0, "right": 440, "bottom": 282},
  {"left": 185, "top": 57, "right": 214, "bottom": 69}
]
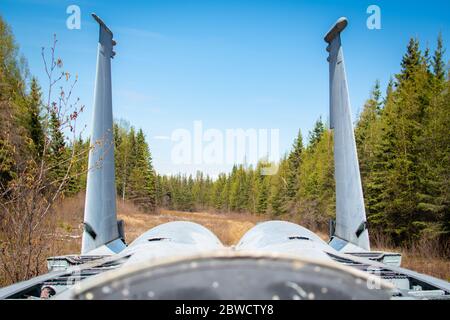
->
[{"left": 2, "top": 0, "right": 449, "bottom": 177}]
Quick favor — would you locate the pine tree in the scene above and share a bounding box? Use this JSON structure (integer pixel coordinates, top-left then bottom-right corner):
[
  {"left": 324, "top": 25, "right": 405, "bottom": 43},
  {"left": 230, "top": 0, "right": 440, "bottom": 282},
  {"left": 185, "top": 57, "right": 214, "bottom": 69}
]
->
[
  {"left": 296, "top": 129, "right": 335, "bottom": 227},
  {"left": 114, "top": 121, "right": 133, "bottom": 201},
  {"left": 48, "top": 109, "right": 67, "bottom": 184},
  {"left": 211, "top": 173, "right": 227, "bottom": 210},
  {"left": 26, "top": 78, "right": 45, "bottom": 157},
  {"left": 397, "top": 38, "right": 422, "bottom": 83},
  {"left": 128, "top": 129, "right": 157, "bottom": 212},
  {"left": 355, "top": 81, "right": 382, "bottom": 182},
  {"left": 355, "top": 81, "right": 388, "bottom": 231},
  {"left": 256, "top": 176, "right": 269, "bottom": 215},
  {"left": 66, "top": 135, "right": 89, "bottom": 195},
  {"left": 269, "top": 158, "right": 288, "bottom": 216},
  {"left": 286, "top": 129, "right": 303, "bottom": 200},
  {"left": 219, "top": 174, "right": 231, "bottom": 212},
  {"left": 123, "top": 126, "right": 137, "bottom": 199},
  {"left": 229, "top": 165, "right": 249, "bottom": 212},
  {"left": 255, "top": 162, "right": 270, "bottom": 215},
  {"left": 245, "top": 166, "right": 257, "bottom": 213},
  {"left": 432, "top": 33, "right": 446, "bottom": 83},
  {"left": 308, "top": 117, "right": 325, "bottom": 148}
]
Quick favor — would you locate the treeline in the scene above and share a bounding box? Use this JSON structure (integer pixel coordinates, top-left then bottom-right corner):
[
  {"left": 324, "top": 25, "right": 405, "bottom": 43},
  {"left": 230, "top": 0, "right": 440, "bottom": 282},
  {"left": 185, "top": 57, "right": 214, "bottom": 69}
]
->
[
  {"left": 63, "top": 122, "right": 158, "bottom": 212},
  {"left": 356, "top": 36, "right": 449, "bottom": 244},
  {"left": 113, "top": 122, "right": 157, "bottom": 211},
  {"left": 155, "top": 35, "right": 450, "bottom": 246},
  {"left": 154, "top": 120, "right": 334, "bottom": 234}
]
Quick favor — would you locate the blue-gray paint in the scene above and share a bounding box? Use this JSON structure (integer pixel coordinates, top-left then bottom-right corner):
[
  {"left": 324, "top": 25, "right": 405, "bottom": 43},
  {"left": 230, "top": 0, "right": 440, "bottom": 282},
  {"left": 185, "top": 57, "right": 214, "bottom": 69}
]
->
[
  {"left": 122, "top": 221, "right": 223, "bottom": 266},
  {"left": 325, "top": 18, "right": 370, "bottom": 250},
  {"left": 236, "top": 221, "right": 336, "bottom": 261},
  {"left": 81, "top": 14, "right": 119, "bottom": 254}
]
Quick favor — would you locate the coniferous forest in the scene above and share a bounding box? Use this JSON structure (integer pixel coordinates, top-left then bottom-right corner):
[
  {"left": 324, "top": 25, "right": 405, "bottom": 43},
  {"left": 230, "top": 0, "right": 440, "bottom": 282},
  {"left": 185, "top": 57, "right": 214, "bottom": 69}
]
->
[{"left": 0, "top": 12, "right": 449, "bottom": 261}]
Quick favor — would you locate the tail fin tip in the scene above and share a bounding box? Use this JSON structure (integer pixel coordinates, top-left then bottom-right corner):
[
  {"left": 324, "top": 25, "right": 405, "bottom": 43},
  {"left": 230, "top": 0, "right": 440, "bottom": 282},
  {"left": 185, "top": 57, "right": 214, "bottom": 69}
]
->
[{"left": 324, "top": 17, "right": 348, "bottom": 43}]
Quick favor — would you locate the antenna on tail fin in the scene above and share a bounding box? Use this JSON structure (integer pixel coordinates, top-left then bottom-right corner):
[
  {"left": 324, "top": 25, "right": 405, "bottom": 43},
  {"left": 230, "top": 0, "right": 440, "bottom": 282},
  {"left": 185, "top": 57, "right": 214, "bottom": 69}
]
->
[
  {"left": 81, "top": 14, "right": 124, "bottom": 254},
  {"left": 325, "top": 18, "right": 370, "bottom": 251}
]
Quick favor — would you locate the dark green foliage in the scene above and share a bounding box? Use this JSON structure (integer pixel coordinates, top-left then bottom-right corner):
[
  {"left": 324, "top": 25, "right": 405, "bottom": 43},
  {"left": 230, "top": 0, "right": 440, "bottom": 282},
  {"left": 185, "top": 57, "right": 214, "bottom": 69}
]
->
[
  {"left": 269, "top": 161, "right": 287, "bottom": 216},
  {"left": 229, "top": 165, "right": 250, "bottom": 212},
  {"left": 356, "top": 35, "right": 449, "bottom": 245},
  {"left": 26, "top": 78, "right": 45, "bottom": 157},
  {"left": 256, "top": 173, "right": 270, "bottom": 214},
  {"left": 128, "top": 129, "right": 157, "bottom": 211},
  {"left": 397, "top": 38, "right": 422, "bottom": 82},
  {"left": 308, "top": 117, "right": 325, "bottom": 147},
  {"left": 286, "top": 130, "right": 303, "bottom": 200},
  {"left": 66, "top": 136, "right": 89, "bottom": 195},
  {"left": 47, "top": 109, "right": 67, "bottom": 184},
  {"left": 432, "top": 33, "right": 446, "bottom": 82},
  {"left": 114, "top": 124, "right": 157, "bottom": 212},
  {"left": 296, "top": 129, "right": 335, "bottom": 227}
]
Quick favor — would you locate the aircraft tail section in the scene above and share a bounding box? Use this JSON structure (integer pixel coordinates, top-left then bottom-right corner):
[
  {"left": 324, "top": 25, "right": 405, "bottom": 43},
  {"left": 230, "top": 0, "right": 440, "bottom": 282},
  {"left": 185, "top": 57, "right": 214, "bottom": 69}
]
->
[
  {"left": 325, "top": 18, "right": 370, "bottom": 251},
  {"left": 81, "top": 14, "right": 123, "bottom": 254}
]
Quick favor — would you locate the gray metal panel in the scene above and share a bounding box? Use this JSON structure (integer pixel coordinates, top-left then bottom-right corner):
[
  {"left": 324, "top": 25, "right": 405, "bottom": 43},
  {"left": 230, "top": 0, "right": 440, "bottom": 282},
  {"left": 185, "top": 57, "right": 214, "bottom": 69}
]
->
[
  {"left": 122, "top": 221, "right": 224, "bottom": 266},
  {"left": 325, "top": 17, "right": 370, "bottom": 250},
  {"left": 126, "top": 221, "right": 223, "bottom": 248},
  {"left": 81, "top": 14, "right": 119, "bottom": 254},
  {"left": 237, "top": 221, "right": 328, "bottom": 248},
  {"left": 236, "top": 221, "right": 336, "bottom": 261}
]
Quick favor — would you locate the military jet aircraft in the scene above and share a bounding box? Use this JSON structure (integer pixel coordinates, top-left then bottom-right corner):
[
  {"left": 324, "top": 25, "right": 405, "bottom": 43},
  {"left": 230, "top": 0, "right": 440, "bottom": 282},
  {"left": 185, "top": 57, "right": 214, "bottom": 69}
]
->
[{"left": 1, "top": 15, "right": 449, "bottom": 300}]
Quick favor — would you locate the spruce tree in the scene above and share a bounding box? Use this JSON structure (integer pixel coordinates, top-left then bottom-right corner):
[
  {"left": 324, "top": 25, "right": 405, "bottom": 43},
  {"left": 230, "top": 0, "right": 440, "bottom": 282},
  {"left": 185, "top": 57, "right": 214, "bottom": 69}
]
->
[
  {"left": 355, "top": 81, "right": 386, "bottom": 231},
  {"left": 286, "top": 129, "right": 303, "bottom": 200},
  {"left": 66, "top": 135, "right": 89, "bottom": 195},
  {"left": 397, "top": 38, "right": 422, "bottom": 82},
  {"left": 128, "top": 129, "right": 157, "bottom": 212},
  {"left": 355, "top": 81, "right": 382, "bottom": 182},
  {"left": 26, "top": 78, "right": 45, "bottom": 157},
  {"left": 432, "top": 33, "right": 446, "bottom": 82},
  {"left": 308, "top": 117, "right": 325, "bottom": 148},
  {"left": 256, "top": 176, "right": 269, "bottom": 215},
  {"left": 48, "top": 109, "right": 67, "bottom": 184},
  {"left": 269, "top": 158, "right": 288, "bottom": 216},
  {"left": 255, "top": 162, "right": 270, "bottom": 215}
]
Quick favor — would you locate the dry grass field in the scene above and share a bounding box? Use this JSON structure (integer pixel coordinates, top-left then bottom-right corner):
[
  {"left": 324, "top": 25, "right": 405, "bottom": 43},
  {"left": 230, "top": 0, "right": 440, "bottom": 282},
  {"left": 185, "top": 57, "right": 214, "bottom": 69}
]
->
[{"left": 9, "top": 193, "right": 449, "bottom": 285}]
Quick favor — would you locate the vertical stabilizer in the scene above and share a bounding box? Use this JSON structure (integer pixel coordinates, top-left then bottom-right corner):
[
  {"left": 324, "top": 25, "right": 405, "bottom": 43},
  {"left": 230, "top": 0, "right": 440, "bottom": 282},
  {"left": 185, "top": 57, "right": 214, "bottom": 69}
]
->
[
  {"left": 325, "top": 18, "right": 370, "bottom": 251},
  {"left": 81, "top": 14, "right": 120, "bottom": 254}
]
